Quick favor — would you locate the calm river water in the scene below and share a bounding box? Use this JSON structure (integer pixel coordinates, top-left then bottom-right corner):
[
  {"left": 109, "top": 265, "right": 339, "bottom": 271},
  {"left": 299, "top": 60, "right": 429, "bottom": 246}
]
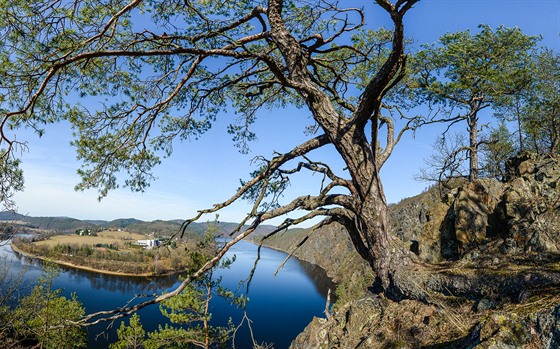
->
[{"left": 1, "top": 238, "right": 335, "bottom": 348}]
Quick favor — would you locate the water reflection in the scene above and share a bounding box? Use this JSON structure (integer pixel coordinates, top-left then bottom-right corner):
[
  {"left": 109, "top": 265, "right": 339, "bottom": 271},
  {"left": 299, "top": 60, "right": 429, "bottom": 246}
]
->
[
  {"left": 297, "top": 259, "right": 337, "bottom": 301},
  {"left": 2, "top": 238, "right": 336, "bottom": 349},
  {"left": 63, "top": 267, "right": 178, "bottom": 293}
]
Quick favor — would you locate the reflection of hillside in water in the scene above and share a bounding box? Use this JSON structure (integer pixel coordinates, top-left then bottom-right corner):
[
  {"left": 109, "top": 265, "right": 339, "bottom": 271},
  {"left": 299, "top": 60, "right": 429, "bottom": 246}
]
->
[
  {"left": 9, "top": 240, "right": 333, "bottom": 300},
  {"left": 63, "top": 267, "right": 179, "bottom": 294},
  {"left": 295, "top": 259, "right": 337, "bottom": 301}
]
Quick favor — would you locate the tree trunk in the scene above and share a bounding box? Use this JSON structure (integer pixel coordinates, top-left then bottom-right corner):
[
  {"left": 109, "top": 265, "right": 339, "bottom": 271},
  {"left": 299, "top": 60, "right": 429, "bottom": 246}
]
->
[
  {"left": 268, "top": 0, "right": 426, "bottom": 301},
  {"left": 359, "top": 191, "right": 431, "bottom": 300},
  {"left": 331, "top": 124, "right": 427, "bottom": 300},
  {"left": 516, "top": 98, "right": 524, "bottom": 152},
  {"left": 468, "top": 113, "right": 479, "bottom": 181}
]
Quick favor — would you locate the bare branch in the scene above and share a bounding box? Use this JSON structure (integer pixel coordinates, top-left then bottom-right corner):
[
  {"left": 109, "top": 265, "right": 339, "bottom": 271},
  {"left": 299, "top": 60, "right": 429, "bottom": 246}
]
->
[{"left": 174, "top": 135, "right": 331, "bottom": 236}]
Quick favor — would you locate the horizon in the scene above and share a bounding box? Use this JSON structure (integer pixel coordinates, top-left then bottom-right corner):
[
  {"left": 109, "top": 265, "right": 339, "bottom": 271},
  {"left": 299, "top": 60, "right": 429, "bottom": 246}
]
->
[{"left": 0, "top": 210, "right": 284, "bottom": 227}]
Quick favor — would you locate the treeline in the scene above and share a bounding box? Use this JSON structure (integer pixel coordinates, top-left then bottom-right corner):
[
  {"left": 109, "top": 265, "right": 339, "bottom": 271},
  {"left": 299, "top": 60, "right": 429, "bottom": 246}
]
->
[
  {"left": 12, "top": 238, "right": 199, "bottom": 275},
  {"left": 396, "top": 25, "right": 559, "bottom": 184}
]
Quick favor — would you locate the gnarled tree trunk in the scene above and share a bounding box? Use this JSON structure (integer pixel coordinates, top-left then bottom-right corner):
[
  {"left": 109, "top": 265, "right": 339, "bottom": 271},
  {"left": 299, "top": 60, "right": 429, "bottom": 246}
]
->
[{"left": 267, "top": 0, "right": 426, "bottom": 300}]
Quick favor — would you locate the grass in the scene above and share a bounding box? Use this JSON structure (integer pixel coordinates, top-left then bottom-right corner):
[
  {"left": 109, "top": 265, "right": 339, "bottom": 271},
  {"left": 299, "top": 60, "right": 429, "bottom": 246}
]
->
[{"left": 33, "top": 230, "right": 147, "bottom": 250}]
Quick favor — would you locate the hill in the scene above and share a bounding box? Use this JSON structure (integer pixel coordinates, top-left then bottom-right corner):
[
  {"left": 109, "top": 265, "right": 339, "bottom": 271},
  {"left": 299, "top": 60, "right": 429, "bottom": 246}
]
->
[
  {"left": 0, "top": 212, "right": 99, "bottom": 232},
  {"left": 0, "top": 212, "right": 277, "bottom": 238}
]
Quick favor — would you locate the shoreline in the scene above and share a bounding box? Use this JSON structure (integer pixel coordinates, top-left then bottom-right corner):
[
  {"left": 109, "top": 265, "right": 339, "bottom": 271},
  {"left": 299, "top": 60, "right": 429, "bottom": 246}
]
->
[
  {"left": 10, "top": 243, "right": 174, "bottom": 277},
  {"left": 244, "top": 237, "right": 339, "bottom": 284},
  {"left": 11, "top": 238, "right": 335, "bottom": 281}
]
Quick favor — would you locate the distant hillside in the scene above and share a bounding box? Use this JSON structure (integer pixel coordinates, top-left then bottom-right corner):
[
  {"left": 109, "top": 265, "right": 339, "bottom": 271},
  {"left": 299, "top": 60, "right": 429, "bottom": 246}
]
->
[
  {"left": 215, "top": 222, "right": 277, "bottom": 238},
  {"left": 0, "top": 212, "right": 98, "bottom": 232},
  {"left": 104, "top": 218, "right": 144, "bottom": 228},
  {"left": 0, "top": 211, "right": 27, "bottom": 221},
  {"left": 0, "top": 211, "right": 277, "bottom": 237}
]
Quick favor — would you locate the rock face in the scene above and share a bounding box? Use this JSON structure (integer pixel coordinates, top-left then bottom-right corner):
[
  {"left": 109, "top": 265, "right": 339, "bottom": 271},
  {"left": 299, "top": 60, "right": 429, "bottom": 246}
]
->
[
  {"left": 286, "top": 152, "right": 560, "bottom": 349},
  {"left": 395, "top": 178, "right": 507, "bottom": 262},
  {"left": 503, "top": 153, "right": 560, "bottom": 253},
  {"left": 389, "top": 153, "right": 560, "bottom": 261},
  {"left": 452, "top": 179, "right": 505, "bottom": 255},
  {"left": 290, "top": 293, "right": 560, "bottom": 349},
  {"left": 290, "top": 296, "right": 453, "bottom": 349},
  {"left": 387, "top": 189, "right": 437, "bottom": 260}
]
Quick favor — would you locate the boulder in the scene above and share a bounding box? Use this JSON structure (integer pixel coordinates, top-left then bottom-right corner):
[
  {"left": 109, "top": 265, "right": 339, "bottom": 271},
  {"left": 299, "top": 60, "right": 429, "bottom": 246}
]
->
[
  {"left": 452, "top": 179, "right": 505, "bottom": 255},
  {"left": 502, "top": 153, "right": 560, "bottom": 253}
]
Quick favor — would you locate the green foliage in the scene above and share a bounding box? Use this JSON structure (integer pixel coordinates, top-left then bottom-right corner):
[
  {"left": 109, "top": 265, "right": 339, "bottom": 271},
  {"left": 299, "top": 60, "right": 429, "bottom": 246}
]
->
[
  {"left": 522, "top": 50, "right": 560, "bottom": 154},
  {"left": 0, "top": 151, "right": 24, "bottom": 211},
  {"left": 412, "top": 25, "right": 538, "bottom": 105},
  {"left": 111, "top": 222, "right": 244, "bottom": 348},
  {"left": 110, "top": 313, "right": 146, "bottom": 349},
  {"left": 493, "top": 49, "right": 560, "bottom": 156},
  {"left": 409, "top": 25, "right": 538, "bottom": 181},
  {"left": 480, "top": 122, "right": 516, "bottom": 180},
  {"left": 334, "top": 267, "right": 374, "bottom": 309},
  {"left": 12, "top": 264, "right": 86, "bottom": 349},
  {"left": 0, "top": 0, "right": 391, "bottom": 202},
  {"left": 112, "top": 275, "right": 238, "bottom": 349},
  {"left": 0, "top": 255, "right": 28, "bottom": 346}
]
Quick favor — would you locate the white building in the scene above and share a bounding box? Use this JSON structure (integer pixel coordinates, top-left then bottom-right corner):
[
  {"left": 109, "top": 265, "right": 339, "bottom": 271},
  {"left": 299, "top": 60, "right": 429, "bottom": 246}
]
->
[{"left": 136, "top": 239, "right": 160, "bottom": 249}]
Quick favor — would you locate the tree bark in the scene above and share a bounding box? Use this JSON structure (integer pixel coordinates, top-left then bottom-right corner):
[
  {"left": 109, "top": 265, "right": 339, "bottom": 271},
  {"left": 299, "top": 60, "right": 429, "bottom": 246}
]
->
[
  {"left": 516, "top": 98, "right": 524, "bottom": 153},
  {"left": 468, "top": 112, "right": 479, "bottom": 181}
]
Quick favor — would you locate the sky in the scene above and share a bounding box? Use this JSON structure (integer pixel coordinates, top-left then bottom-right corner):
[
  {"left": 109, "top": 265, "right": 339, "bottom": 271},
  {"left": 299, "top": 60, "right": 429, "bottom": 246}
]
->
[{"left": 10, "top": 0, "right": 560, "bottom": 225}]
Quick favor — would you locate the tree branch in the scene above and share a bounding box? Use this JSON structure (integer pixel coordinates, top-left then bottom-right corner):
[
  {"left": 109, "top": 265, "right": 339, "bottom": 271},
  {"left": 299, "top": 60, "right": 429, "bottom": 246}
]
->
[{"left": 352, "top": 0, "right": 418, "bottom": 129}]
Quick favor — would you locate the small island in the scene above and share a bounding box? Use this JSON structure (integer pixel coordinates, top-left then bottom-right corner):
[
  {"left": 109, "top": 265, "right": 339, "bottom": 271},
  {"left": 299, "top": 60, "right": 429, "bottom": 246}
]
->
[{"left": 12, "top": 229, "right": 200, "bottom": 276}]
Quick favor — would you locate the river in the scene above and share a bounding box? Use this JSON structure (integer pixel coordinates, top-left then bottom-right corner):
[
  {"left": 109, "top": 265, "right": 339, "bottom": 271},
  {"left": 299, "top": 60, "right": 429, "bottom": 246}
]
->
[{"left": 1, "top": 238, "right": 336, "bottom": 348}]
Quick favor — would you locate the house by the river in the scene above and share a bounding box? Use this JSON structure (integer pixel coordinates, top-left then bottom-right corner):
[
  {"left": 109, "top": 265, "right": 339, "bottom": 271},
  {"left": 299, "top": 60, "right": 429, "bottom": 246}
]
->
[{"left": 136, "top": 239, "right": 160, "bottom": 249}]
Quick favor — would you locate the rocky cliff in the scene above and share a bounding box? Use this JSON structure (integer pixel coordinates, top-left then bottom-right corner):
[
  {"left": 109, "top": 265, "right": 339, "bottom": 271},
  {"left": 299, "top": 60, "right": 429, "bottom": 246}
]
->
[
  {"left": 290, "top": 291, "right": 560, "bottom": 348},
  {"left": 267, "top": 152, "right": 560, "bottom": 348}
]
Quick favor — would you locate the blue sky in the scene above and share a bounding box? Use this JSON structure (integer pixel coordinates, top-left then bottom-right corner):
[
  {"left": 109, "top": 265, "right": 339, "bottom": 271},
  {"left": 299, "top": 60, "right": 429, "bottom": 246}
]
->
[{"left": 11, "top": 0, "right": 560, "bottom": 225}]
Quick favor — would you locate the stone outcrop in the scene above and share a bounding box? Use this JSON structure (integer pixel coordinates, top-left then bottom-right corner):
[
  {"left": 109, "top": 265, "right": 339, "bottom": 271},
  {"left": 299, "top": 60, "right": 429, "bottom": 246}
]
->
[
  {"left": 290, "top": 292, "right": 560, "bottom": 349},
  {"left": 451, "top": 179, "right": 505, "bottom": 254},
  {"left": 290, "top": 295, "right": 460, "bottom": 349},
  {"left": 286, "top": 152, "right": 560, "bottom": 349},
  {"left": 389, "top": 153, "right": 560, "bottom": 262},
  {"left": 502, "top": 153, "right": 560, "bottom": 253}
]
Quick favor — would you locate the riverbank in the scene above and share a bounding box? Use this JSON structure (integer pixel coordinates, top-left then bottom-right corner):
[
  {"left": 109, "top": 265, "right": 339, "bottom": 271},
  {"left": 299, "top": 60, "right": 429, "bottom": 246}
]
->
[
  {"left": 11, "top": 236, "right": 338, "bottom": 282},
  {"left": 5, "top": 238, "right": 334, "bottom": 349},
  {"left": 10, "top": 243, "right": 171, "bottom": 277},
  {"left": 248, "top": 226, "right": 372, "bottom": 305}
]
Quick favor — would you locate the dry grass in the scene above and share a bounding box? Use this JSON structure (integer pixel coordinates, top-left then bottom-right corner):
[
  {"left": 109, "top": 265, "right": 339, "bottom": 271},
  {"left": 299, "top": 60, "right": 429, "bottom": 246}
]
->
[
  {"left": 97, "top": 230, "right": 146, "bottom": 240},
  {"left": 34, "top": 230, "right": 147, "bottom": 249}
]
